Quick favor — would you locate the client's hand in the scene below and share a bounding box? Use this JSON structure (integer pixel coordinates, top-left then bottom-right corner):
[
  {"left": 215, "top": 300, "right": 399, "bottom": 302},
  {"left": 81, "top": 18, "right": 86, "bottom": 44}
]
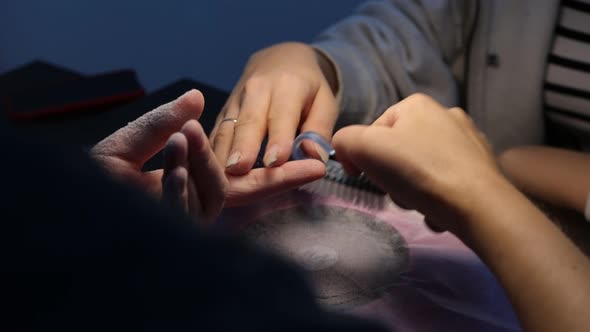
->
[
  {"left": 210, "top": 42, "right": 339, "bottom": 174},
  {"left": 92, "top": 90, "right": 205, "bottom": 196},
  {"left": 332, "top": 94, "right": 499, "bottom": 234},
  {"left": 92, "top": 89, "right": 325, "bottom": 223},
  {"left": 161, "top": 119, "right": 325, "bottom": 223}
]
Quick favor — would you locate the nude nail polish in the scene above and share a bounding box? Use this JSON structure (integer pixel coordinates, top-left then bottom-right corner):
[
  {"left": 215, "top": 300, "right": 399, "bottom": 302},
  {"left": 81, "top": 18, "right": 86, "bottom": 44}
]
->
[
  {"left": 226, "top": 152, "right": 241, "bottom": 169},
  {"left": 314, "top": 143, "right": 330, "bottom": 163},
  {"left": 263, "top": 145, "right": 279, "bottom": 167}
]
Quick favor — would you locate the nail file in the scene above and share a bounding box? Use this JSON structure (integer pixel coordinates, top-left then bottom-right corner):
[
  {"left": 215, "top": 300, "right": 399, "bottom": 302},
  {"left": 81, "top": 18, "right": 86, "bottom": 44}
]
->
[
  {"left": 290, "top": 132, "right": 387, "bottom": 209},
  {"left": 253, "top": 132, "right": 387, "bottom": 208},
  {"left": 298, "top": 159, "right": 388, "bottom": 210}
]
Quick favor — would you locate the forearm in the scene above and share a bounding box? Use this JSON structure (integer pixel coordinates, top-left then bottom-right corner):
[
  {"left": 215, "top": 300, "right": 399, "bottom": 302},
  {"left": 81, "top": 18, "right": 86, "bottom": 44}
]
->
[
  {"left": 460, "top": 175, "right": 590, "bottom": 331},
  {"left": 500, "top": 146, "right": 590, "bottom": 214}
]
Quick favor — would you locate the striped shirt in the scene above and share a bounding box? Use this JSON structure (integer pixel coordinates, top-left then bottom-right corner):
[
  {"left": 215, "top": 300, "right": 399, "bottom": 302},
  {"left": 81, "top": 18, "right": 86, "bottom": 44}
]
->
[{"left": 544, "top": 0, "right": 590, "bottom": 149}]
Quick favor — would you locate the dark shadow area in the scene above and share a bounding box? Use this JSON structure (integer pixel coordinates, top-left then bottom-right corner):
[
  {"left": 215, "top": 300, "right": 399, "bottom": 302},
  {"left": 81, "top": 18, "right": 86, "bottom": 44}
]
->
[{"left": 0, "top": 61, "right": 229, "bottom": 170}]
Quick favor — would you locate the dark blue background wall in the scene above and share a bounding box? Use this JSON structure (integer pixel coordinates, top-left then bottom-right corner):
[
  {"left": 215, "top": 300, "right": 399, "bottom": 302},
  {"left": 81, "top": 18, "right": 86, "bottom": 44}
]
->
[{"left": 0, "top": 0, "right": 364, "bottom": 92}]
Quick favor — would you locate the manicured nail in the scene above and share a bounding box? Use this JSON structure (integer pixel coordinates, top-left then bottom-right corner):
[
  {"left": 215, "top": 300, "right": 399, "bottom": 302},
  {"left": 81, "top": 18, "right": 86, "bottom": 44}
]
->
[
  {"left": 226, "top": 151, "right": 241, "bottom": 169},
  {"left": 313, "top": 142, "right": 330, "bottom": 163},
  {"left": 263, "top": 145, "right": 279, "bottom": 167}
]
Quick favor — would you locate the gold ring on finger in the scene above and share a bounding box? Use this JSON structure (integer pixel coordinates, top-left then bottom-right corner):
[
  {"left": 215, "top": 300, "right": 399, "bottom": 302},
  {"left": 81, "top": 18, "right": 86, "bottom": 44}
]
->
[{"left": 219, "top": 118, "right": 238, "bottom": 125}]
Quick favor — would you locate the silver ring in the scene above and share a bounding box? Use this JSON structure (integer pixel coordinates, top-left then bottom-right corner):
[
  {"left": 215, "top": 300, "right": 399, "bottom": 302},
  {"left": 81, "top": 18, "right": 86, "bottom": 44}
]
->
[{"left": 219, "top": 118, "right": 238, "bottom": 125}]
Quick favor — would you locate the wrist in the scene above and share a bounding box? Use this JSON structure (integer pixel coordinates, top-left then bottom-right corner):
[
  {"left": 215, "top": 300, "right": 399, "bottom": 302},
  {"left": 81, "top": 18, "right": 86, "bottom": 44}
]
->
[{"left": 448, "top": 172, "right": 521, "bottom": 239}]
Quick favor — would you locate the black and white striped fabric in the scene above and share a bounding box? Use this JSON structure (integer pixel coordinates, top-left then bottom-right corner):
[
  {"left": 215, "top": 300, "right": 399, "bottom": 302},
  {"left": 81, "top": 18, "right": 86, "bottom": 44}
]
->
[{"left": 545, "top": 0, "right": 590, "bottom": 149}]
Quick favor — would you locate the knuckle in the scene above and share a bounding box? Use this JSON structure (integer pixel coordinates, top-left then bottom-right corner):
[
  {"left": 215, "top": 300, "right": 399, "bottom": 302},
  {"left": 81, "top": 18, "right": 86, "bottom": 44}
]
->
[
  {"left": 276, "top": 72, "right": 305, "bottom": 86},
  {"left": 408, "top": 92, "right": 432, "bottom": 103},
  {"left": 234, "top": 117, "right": 260, "bottom": 131},
  {"left": 449, "top": 107, "right": 473, "bottom": 125},
  {"left": 448, "top": 107, "right": 465, "bottom": 118},
  {"left": 243, "top": 75, "right": 268, "bottom": 93},
  {"left": 384, "top": 104, "right": 398, "bottom": 114},
  {"left": 449, "top": 107, "right": 466, "bottom": 115},
  {"left": 406, "top": 93, "right": 438, "bottom": 110},
  {"left": 248, "top": 48, "right": 267, "bottom": 62},
  {"left": 212, "top": 128, "right": 233, "bottom": 145}
]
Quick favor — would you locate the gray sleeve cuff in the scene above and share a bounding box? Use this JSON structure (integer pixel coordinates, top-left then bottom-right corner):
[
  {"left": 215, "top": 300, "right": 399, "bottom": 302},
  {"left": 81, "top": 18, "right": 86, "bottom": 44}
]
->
[{"left": 312, "top": 40, "right": 380, "bottom": 128}]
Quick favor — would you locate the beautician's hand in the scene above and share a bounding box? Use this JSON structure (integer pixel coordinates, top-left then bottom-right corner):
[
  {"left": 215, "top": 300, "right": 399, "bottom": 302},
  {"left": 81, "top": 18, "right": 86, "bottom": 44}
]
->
[
  {"left": 332, "top": 93, "right": 499, "bottom": 233},
  {"left": 210, "top": 42, "right": 339, "bottom": 174},
  {"left": 92, "top": 90, "right": 325, "bottom": 223},
  {"left": 335, "top": 95, "right": 590, "bottom": 332}
]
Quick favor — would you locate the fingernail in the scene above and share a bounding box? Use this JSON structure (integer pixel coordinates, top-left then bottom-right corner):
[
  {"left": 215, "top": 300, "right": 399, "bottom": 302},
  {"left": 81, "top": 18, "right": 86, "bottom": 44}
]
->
[
  {"left": 263, "top": 145, "right": 279, "bottom": 167},
  {"left": 226, "top": 151, "right": 241, "bottom": 169},
  {"left": 313, "top": 143, "right": 330, "bottom": 163}
]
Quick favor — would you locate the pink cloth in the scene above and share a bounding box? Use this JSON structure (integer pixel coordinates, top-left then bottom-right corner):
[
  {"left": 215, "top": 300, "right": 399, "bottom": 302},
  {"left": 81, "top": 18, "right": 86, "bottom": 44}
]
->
[{"left": 221, "top": 189, "right": 520, "bottom": 332}]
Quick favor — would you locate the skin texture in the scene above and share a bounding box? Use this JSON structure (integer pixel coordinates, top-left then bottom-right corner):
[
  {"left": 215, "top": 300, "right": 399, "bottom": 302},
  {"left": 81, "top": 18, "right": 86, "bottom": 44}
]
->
[
  {"left": 332, "top": 94, "right": 590, "bottom": 332},
  {"left": 499, "top": 146, "right": 590, "bottom": 214},
  {"left": 209, "top": 42, "right": 339, "bottom": 175},
  {"left": 92, "top": 89, "right": 325, "bottom": 224}
]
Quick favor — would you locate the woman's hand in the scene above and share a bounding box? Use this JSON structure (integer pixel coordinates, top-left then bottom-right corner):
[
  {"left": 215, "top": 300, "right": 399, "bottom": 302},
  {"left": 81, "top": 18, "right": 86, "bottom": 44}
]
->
[
  {"left": 161, "top": 119, "right": 325, "bottom": 224},
  {"left": 333, "top": 93, "right": 590, "bottom": 332},
  {"left": 91, "top": 90, "right": 206, "bottom": 197},
  {"left": 210, "top": 42, "right": 339, "bottom": 175},
  {"left": 92, "top": 89, "right": 325, "bottom": 224},
  {"left": 333, "top": 93, "right": 500, "bottom": 233}
]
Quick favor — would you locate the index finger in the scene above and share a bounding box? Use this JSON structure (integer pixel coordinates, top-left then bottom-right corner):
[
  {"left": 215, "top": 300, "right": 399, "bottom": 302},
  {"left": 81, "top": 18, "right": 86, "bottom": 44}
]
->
[
  {"left": 373, "top": 93, "right": 440, "bottom": 127},
  {"left": 225, "top": 159, "right": 325, "bottom": 207},
  {"left": 92, "top": 89, "right": 204, "bottom": 165}
]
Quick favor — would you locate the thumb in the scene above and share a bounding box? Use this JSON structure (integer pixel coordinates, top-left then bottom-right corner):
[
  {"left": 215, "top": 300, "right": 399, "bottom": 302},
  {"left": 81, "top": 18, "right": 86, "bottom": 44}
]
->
[
  {"left": 92, "top": 89, "right": 205, "bottom": 165},
  {"left": 332, "top": 125, "right": 372, "bottom": 175}
]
